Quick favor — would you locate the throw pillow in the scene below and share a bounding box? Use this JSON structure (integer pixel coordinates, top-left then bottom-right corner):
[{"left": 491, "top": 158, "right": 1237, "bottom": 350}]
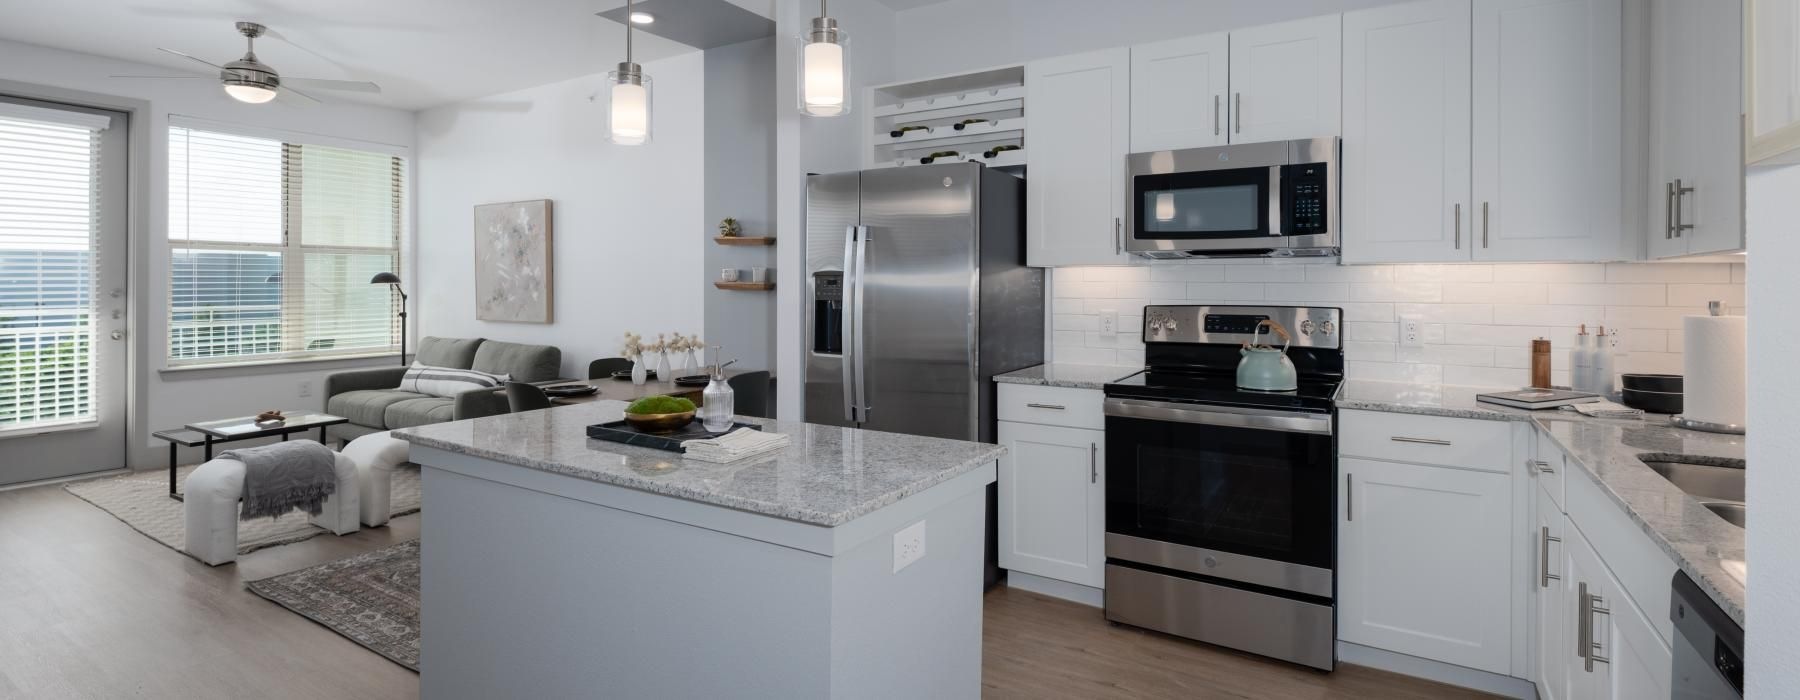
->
[{"left": 397, "top": 362, "right": 510, "bottom": 398}]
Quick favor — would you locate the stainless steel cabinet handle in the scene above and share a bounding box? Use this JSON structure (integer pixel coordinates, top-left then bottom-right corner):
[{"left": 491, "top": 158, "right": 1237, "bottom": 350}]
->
[
  {"left": 1390, "top": 436, "right": 1453, "bottom": 446},
  {"left": 1665, "top": 181, "right": 1676, "bottom": 240},
  {"left": 1533, "top": 459, "right": 1555, "bottom": 474},
  {"left": 1090, "top": 443, "right": 1098, "bottom": 484},
  {"left": 1481, "top": 201, "right": 1490, "bottom": 248},
  {"left": 1454, "top": 203, "right": 1462, "bottom": 249},
  {"left": 1579, "top": 583, "right": 1612, "bottom": 671},
  {"left": 1234, "top": 92, "right": 1241, "bottom": 134},
  {"left": 1540, "top": 526, "right": 1562, "bottom": 588},
  {"left": 1213, "top": 94, "right": 1221, "bottom": 136},
  {"left": 1114, "top": 218, "right": 1123, "bottom": 255},
  {"left": 1025, "top": 403, "right": 1066, "bottom": 410},
  {"left": 1673, "top": 178, "right": 1695, "bottom": 238},
  {"left": 1346, "top": 473, "right": 1354, "bottom": 521}
]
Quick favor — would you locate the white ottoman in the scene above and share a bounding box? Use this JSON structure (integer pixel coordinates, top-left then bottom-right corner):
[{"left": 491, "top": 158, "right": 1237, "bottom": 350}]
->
[
  {"left": 341, "top": 431, "right": 410, "bottom": 527},
  {"left": 183, "top": 451, "right": 360, "bottom": 566}
]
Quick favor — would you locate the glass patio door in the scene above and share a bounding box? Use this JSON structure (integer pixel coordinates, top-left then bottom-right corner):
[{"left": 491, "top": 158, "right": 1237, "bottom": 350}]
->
[{"left": 0, "top": 96, "right": 128, "bottom": 485}]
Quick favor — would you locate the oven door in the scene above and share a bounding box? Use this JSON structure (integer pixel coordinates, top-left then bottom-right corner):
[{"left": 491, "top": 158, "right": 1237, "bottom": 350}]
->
[{"left": 1104, "top": 397, "right": 1335, "bottom": 597}]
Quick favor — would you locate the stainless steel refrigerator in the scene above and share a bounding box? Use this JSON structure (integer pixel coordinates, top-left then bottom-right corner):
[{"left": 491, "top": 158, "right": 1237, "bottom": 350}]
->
[{"left": 805, "top": 163, "right": 1044, "bottom": 586}]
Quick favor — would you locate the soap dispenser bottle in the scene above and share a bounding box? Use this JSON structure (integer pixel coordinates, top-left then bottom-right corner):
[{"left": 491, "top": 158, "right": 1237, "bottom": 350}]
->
[{"left": 700, "top": 346, "right": 736, "bottom": 433}]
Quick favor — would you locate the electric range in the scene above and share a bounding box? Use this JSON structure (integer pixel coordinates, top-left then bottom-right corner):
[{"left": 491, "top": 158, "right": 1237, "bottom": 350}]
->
[{"left": 1101, "top": 304, "right": 1344, "bottom": 671}]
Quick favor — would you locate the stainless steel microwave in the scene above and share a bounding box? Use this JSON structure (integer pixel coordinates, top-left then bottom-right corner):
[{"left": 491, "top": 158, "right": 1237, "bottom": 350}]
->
[{"left": 1124, "top": 138, "right": 1339, "bottom": 259}]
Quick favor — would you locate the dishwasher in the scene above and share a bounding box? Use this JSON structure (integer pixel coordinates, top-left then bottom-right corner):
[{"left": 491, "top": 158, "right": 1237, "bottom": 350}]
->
[{"left": 1670, "top": 571, "right": 1743, "bottom": 698}]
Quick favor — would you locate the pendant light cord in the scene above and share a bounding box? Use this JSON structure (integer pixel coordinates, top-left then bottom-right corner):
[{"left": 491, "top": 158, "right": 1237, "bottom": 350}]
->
[{"left": 625, "top": 0, "right": 634, "bottom": 64}]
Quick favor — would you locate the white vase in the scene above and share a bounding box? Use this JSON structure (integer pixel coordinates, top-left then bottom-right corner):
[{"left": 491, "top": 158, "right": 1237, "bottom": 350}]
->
[
  {"left": 631, "top": 358, "right": 648, "bottom": 385},
  {"left": 683, "top": 348, "right": 698, "bottom": 374},
  {"left": 655, "top": 351, "right": 671, "bottom": 380}
]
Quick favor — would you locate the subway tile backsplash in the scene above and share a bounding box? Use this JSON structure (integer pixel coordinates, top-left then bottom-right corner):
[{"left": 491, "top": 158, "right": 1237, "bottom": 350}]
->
[{"left": 1049, "top": 260, "right": 1747, "bottom": 388}]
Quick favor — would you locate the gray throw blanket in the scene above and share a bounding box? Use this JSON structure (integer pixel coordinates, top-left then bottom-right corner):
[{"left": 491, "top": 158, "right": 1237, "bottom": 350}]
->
[{"left": 219, "top": 440, "right": 338, "bottom": 521}]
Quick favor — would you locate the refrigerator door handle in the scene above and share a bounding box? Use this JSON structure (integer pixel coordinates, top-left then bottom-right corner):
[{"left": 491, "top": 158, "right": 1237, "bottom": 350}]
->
[
  {"left": 851, "top": 225, "right": 871, "bottom": 421},
  {"left": 841, "top": 225, "right": 859, "bottom": 423}
]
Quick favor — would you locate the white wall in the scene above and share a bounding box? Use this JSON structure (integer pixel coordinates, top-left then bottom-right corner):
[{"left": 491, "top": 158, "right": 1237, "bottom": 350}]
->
[
  {"left": 889, "top": 0, "right": 1401, "bottom": 81},
  {"left": 414, "top": 52, "right": 707, "bottom": 381},
  {"left": 1745, "top": 165, "right": 1800, "bottom": 694},
  {"left": 0, "top": 38, "right": 416, "bottom": 470},
  {"left": 706, "top": 38, "right": 778, "bottom": 374}
]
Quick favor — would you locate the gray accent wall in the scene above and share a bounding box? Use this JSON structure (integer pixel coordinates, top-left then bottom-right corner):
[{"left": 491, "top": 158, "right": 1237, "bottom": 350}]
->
[{"left": 704, "top": 37, "right": 776, "bottom": 379}]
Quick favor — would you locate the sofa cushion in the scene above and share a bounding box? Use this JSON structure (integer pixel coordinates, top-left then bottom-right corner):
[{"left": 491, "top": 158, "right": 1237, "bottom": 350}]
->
[
  {"left": 397, "top": 362, "right": 509, "bottom": 398},
  {"left": 472, "top": 340, "right": 561, "bottom": 383},
  {"left": 383, "top": 396, "right": 458, "bottom": 429},
  {"left": 328, "top": 390, "right": 427, "bottom": 428},
  {"left": 415, "top": 336, "right": 484, "bottom": 369}
]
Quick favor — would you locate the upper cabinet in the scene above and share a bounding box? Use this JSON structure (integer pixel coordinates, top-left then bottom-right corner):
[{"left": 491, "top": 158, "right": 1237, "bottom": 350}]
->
[
  {"left": 1748, "top": 0, "right": 1800, "bottom": 164},
  {"left": 1341, "top": 0, "right": 1473, "bottom": 264},
  {"left": 1026, "top": 48, "right": 1132, "bottom": 267},
  {"left": 1341, "top": 0, "right": 1627, "bottom": 264},
  {"left": 1130, "top": 33, "right": 1229, "bottom": 152},
  {"left": 1649, "top": 0, "right": 1746, "bottom": 258},
  {"left": 1229, "top": 15, "right": 1343, "bottom": 143}
]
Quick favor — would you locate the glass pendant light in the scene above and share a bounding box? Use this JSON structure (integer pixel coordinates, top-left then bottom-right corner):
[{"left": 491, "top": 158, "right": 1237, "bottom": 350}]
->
[
  {"left": 798, "top": 0, "right": 851, "bottom": 117},
  {"left": 608, "top": 0, "right": 653, "bottom": 145}
]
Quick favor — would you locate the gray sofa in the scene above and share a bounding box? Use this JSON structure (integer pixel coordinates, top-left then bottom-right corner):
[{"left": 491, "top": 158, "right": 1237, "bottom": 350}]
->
[{"left": 325, "top": 336, "right": 562, "bottom": 442}]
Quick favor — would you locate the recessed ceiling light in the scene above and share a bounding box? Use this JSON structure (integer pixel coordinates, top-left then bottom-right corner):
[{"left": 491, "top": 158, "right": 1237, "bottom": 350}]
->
[{"left": 629, "top": 11, "right": 655, "bottom": 24}]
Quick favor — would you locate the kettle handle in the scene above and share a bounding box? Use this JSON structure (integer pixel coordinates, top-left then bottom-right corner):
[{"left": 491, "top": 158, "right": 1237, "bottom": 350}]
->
[{"left": 1251, "top": 319, "right": 1293, "bottom": 352}]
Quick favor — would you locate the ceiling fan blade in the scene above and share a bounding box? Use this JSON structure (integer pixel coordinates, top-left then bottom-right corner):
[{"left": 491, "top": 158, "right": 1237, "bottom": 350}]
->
[
  {"left": 284, "top": 78, "right": 382, "bottom": 94},
  {"left": 158, "top": 48, "right": 226, "bottom": 71},
  {"left": 109, "top": 74, "right": 211, "bottom": 80},
  {"left": 280, "top": 86, "right": 323, "bottom": 104}
]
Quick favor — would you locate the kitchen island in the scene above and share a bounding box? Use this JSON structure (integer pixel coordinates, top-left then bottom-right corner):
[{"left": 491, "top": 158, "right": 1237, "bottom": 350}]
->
[{"left": 393, "top": 400, "right": 1002, "bottom": 699}]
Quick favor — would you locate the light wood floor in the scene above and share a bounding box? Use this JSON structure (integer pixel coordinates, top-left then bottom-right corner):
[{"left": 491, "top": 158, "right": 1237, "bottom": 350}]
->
[{"left": 2, "top": 479, "right": 1493, "bottom": 699}]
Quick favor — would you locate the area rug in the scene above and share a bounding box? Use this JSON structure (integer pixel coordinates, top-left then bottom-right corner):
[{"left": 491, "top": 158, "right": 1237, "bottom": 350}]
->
[
  {"left": 63, "top": 463, "right": 421, "bottom": 558},
  {"left": 248, "top": 539, "right": 421, "bottom": 671}
]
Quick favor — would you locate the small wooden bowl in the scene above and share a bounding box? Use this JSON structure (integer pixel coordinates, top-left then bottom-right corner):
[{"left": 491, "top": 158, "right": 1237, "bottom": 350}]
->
[{"left": 624, "top": 410, "right": 696, "bottom": 434}]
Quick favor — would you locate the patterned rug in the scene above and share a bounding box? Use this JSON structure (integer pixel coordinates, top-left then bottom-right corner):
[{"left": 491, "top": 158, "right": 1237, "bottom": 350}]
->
[
  {"left": 63, "top": 463, "right": 421, "bottom": 558},
  {"left": 248, "top": 540, "right": 421, "bottom": 670}
]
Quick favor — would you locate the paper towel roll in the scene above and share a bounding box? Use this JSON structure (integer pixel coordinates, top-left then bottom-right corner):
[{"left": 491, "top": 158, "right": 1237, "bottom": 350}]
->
[{"left": 1682, "top": 314, "right": 1747, "bottom": 427}]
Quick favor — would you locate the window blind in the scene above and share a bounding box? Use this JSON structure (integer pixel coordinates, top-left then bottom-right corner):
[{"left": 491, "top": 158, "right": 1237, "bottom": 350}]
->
[
  {"left": 0, "top": 111, "right": 103, "bottom": 430},
  {"left": 168, "top": 126, "right": 404, "bottom": 366}
]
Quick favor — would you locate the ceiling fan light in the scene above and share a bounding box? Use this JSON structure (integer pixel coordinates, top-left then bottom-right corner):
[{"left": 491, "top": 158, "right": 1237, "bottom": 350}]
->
[{"left": 224, "top": 83, "right": 277, "bottom": 104}]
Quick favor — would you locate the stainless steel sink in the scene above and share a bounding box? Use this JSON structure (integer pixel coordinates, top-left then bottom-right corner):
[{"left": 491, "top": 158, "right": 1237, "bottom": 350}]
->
[
  {"left": 1702, "top": 502, "right": 1746, "bottom": 528},
  {"left": 1640, "top": 460, "right": 1745, "bottom": 503}
]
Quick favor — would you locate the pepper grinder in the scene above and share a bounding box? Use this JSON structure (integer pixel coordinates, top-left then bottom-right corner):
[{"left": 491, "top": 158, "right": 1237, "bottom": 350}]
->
[
  {"left": 700, "top": 346, "right": 736, "bottom": 433},
  {"left": 1530, "top": 338, "right": 1552, "bottom": 389}
]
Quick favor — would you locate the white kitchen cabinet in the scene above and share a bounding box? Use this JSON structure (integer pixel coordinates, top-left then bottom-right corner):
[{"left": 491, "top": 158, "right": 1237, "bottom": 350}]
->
[
  {"left": 1130, "top": 32, "right": 1229, "bottom": 152},
  {"left": 1026, "top": 48, "right": 1132, "bottom": 267},
  {"left": 1473, "top": 0, "right": 1626, "bottom": 262},
  {"left": 1748, "top": 0, "right": 1800, "bottom": 163},
  {"left": 1227, "top": 14, "right": 1342, "bottom": 143},
  {"left": 997, "top": 420, "right": 1105, "bottom": 588},
  {"left": 1563, "top": 524, "right": 1674, "bottom": 700},
  {"left": 1341, "top": 0, "right": 1473, "bottom": 264},
  {"left": 1339, "top": 456, "right": 1514, "bottom": 675},
  {"left": 1534, "top": 481, "right": 1570, "bottom": 700},
  {"left": 1649, "top": 0, "right": 1745, "bottom": 258}
]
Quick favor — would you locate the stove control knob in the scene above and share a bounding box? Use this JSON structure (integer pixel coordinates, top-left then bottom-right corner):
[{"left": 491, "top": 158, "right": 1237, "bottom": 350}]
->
[
  {"left": 1320, "top": 321, "right": 1337, "bottom": 336},
  {"left": 1300, "top": 319, "right": 1315, "bottom": 336}
]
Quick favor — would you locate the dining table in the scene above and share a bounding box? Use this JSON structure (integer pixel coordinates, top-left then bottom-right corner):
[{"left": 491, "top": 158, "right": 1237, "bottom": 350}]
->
[{"left": 534, "top": 370, "right": 757, "bottom": 406}]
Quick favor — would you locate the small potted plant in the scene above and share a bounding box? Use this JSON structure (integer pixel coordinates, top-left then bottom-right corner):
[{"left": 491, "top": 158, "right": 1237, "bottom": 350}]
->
[
  {"left": 718, "top": 217, "right": 742, "bottom": 237},
  {"left": 622, "top": 395, "right": 696, "bottom": 434}
]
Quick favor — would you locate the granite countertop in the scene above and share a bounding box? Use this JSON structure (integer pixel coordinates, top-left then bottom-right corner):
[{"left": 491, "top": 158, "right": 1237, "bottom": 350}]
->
[
  {"left": 1338, "top": 379, "right": 1746, "bottom": 624},
  {"left": 992, "top": 363, "right": 1141, "bottom": 390},
  {"left": 392, "top": 400, "right": 1006, "bottom": 528}
]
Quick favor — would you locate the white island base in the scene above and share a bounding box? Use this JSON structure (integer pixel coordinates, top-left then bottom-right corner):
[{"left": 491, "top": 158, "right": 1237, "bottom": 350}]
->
[{"left": 415, "top": 445, "right": 994, "bottom": 699}]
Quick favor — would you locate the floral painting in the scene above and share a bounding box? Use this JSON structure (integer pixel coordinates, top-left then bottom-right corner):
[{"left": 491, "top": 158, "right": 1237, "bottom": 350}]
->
[{"left": 473, "top": 199, "right": 554, "bottom": 323}]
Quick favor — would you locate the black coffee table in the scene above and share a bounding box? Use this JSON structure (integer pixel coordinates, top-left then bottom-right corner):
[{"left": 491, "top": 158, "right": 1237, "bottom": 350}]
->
[{"left": 154, "top": 412, "right": 347, "bottom": 501}]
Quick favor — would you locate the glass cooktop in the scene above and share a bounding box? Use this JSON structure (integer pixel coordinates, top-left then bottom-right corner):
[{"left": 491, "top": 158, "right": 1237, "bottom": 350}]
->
[{"left": 1104, "top": 368, "right": 1340, "bottom": 413}]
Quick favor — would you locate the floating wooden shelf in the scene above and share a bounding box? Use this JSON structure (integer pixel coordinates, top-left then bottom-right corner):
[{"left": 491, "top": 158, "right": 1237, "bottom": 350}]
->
[
  {"left": 714, "top": 236, "right": 776, "bottom": 246},
  {"left": 714, "top": 281, "right": 774, "bottom": 291}
]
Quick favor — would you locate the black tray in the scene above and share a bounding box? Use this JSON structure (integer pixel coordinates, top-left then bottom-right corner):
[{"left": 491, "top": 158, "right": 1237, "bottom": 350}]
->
[{"left": 586, "top": 420, "right": 761, "bottom": 453}]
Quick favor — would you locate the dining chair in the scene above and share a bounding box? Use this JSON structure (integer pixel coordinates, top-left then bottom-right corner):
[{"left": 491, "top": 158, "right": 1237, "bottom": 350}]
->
[
  {"left": 504, "top": 381, "right": 553, "bottom": 413},
  {"left": 588, "top": 357, "right": 634, "bottom": 379},
  {"left": 728, "top": 371, "right": 772, "bottom": 419}
]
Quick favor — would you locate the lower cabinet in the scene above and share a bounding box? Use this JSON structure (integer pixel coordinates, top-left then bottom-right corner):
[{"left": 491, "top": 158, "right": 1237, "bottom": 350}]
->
[
  {"left": 1338, "top": 456, "right": 1514, "bottom": 675},
  {"left": 997, "top": 420, "right": 1105, "bottom": 588},
  {"left": 1533, "top": 480, "right": 1570, "bottom": 700},
  {"left": 1562, "top": 522, "right": 1673, "bottom": 700}
]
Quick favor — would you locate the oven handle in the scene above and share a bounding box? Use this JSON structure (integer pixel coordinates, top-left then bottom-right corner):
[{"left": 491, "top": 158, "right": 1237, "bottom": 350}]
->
[{"left": 1103, "top": 397, "right": 1333, "bottom": 435}]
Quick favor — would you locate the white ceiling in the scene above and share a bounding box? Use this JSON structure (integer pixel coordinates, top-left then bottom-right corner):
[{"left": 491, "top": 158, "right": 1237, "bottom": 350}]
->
[
  {"left": 0, "top": 0, "right": 699, "bottom": 111},
  {"left": 869, "top": 0, "right": 956, "bottom": 9}
]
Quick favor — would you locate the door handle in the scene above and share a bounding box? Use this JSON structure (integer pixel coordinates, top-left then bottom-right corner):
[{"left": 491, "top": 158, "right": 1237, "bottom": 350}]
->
[
  {"left": 1234, "top": 92, "right": 1241, "bottom": 134},
  {"left": 1454, "top": 203, "right": 1462, "bottom": 249},
  {"left": 1213, "top": 94, "right": 1221, "bottom": 136},
  {"left": 1089, "top": 442, "right": 1098, "bottom": 484},
  {"left": 1390, "top": 436, "right": 1452, "bottom": 446},
  {"left": 841, "top": 226, "right": 858, "bottom": 423},
  {"left": 851, "top": 226, "right": 870, "bottom": 420},
  {"left": 1532, "top": 459, "right": 1556, "bottom": 474},
  {"left": 1345, "top": 473, "right": 1353, "bottom": 521},
  {"left": 1665, "top": 181, "right": 1676, "bottom": 240},
  {"left": 1579, "top": 583, "right": 1612, "bottom": 671},
  {"left": 1114, "top": 218, "right": 1123, "bottom": 255},
  {"left": 1025, "top": 403, "right": 1066, "bottom": 410},
  {"left": 1540, "top": 526, "right": 1562, "bottom": 588},
  {"left": 1673, "top": 178, "right": 1695, "bottom": 238},
  {"left": 1481, "top": 201, "right": 1490, "bottom": 248}
]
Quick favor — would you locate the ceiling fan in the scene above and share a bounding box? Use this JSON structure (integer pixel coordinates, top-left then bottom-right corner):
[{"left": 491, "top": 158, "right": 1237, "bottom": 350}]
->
[{"left": 111, "top": 22, "right": 381, "bottom": 104}]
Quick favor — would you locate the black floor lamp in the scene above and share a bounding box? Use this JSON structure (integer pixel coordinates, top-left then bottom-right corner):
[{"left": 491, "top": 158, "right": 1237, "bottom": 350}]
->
[{"left": 371, "top": 272, "right": 408, "bottom": 366}]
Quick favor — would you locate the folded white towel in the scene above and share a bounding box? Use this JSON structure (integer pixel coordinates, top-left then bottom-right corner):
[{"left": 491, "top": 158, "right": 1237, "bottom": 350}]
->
[
  {"left": 683, "top": 428, "right": 790, "bottom": 463},
  {"left": 1562, "top": 400, "right": 1643, "bottom": 419}
]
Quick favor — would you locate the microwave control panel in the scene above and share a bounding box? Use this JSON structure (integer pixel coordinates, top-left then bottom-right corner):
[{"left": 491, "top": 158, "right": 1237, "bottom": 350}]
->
[{"left": 1281, "top": 163, "right": 1329, "bottom": 234}]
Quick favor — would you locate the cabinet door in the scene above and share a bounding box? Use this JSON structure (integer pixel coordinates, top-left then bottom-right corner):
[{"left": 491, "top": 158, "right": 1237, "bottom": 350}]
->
[
  {"left": 1026, "top": 48, "right": 1132, "bottom": 267},
  {"left": 1564, "top": 527, "right": 1674, "bottom": 700},
  {"left": 1228, "top": 14, "right": 1342, "bottom": 143},
  {"left": 1682, "top": 0, "right": 1746, "bottom": 256},
  {"left": 1473, "top": 0, "right": 1625, "bottom": 262},
  {"left": 1341, "top": 0, "right": 1473, "bottom": 264},
  {"left": 997, "top": 421, "right": 1105, "bottom": 588},
  {"left": 1339, "top": 457, "right": 1513, "bottom": 674},
  {"left": 1534, "top": 482, "right": 1569, "bottom": 700},
  {"left": 1130, "top": 32, "right": 1230, "bottom": 152},
  {"left": 1647, "top": 0, "right": 1697, "bottom": 259},
  {"left": 1748, "top": 0, "right": 1800, "bottom": 162}
]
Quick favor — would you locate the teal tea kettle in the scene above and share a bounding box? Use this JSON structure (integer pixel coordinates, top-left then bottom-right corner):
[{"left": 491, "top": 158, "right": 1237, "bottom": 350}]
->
[{"left": 1237, "top": 319, "right": 1298, "bottom": 391}]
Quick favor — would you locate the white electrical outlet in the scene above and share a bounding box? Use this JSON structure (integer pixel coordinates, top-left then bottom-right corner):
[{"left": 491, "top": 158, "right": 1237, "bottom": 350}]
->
[
  {"left": 893, "top": 520, "right": 926, "bottom": 573},
  {"left": 298, "top": 380, "right": 313, "bottom": 398},
  {"left": 1098, "top": 309, "right": 1118, "bottom": 336},
  {"left": 1399, "top": 315, "right": 1425, "bottom": 348}
]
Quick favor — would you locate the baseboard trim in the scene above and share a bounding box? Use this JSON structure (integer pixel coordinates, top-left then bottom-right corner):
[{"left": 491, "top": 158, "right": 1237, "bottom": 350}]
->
[
  {"left": 1006, "top": 570, "right": 1104, "bottom": 608},
  {"left": 1, "top": 467, "right": 130, "bottom": 493},
  {"left": 1336, "top": 641, "right": 1537, "bottom": 699}
]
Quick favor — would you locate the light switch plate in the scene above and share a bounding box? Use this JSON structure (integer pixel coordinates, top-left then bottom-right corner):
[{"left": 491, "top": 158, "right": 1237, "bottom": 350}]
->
[
  {"left": 1099, "top": 309, "right": 1118, "bottom": 336},
  {"left": 1399, "top": 315, "right": 1424, "bottom": 348},
  {"left": 893, "top": 520, "right": 926, "bottom": 573}
]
